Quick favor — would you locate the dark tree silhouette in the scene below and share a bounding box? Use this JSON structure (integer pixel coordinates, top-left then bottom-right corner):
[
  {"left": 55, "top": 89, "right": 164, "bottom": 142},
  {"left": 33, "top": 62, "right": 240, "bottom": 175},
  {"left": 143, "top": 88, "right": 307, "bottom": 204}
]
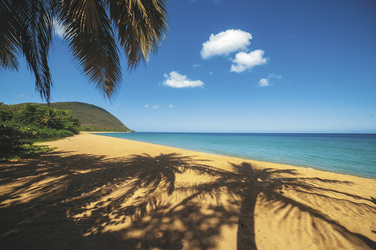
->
[{"left": 0, "top": 0, "right": 168, "bottom": 102}]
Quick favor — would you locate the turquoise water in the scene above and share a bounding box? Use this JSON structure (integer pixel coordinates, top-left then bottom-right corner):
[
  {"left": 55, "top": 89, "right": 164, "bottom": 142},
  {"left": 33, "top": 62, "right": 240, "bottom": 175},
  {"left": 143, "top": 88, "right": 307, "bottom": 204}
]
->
[{"left": 95, "top": 133, "right": 376, "bottom": 179}]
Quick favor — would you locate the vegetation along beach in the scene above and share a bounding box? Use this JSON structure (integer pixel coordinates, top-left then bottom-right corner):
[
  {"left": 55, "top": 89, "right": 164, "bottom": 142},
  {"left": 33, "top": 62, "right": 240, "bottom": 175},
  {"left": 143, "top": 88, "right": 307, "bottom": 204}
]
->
[{"left": 1, "top": 0, "right": 376, "bottom": 249}]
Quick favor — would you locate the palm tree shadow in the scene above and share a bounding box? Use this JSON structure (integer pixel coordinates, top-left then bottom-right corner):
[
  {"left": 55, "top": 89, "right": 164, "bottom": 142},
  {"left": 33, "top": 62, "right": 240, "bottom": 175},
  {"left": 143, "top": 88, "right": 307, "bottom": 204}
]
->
[
  {"left": 98, "top": 201, "right": 239, "bottom": 249},
  {"left": 108, "top": 156, "right": 376, "bottom": 249},
  {"left": 0, "top": 151, "right": 227, "bottom": 249},
  {"left": 1, "top": 152, "right": 375, "bottom": 249},
  {"left": 210, "top": 162, "right": 376, "bottom": 249},
  {"left": 69, "top": 153, "right": 235, "bottom": 249}
]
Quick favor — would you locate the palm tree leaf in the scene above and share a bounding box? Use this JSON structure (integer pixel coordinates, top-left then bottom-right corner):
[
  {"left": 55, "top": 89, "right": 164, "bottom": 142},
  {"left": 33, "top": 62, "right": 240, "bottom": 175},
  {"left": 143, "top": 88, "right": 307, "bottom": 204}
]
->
[
  {"left": 0, "top": 33, "right": 20, "bottom": 71},
  {"left": 1, "top": 0, "right": 53, "bottom": 102},
  {"left": 1, "top": 0, "right": 168, "bottom": 101},
  {"left": 0, "top": 1, "right": 21, "bottom": 71},
  {"left": 59, "top": 0, "right": 121, "bottom": 98},
  {"left": 107, "top": 0, "right": 168, "bottom": 69}
]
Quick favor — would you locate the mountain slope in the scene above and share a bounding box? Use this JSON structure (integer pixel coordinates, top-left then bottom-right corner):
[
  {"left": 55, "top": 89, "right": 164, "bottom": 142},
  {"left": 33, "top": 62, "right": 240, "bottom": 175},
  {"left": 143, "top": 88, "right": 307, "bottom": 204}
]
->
[{"left": 2, "top": 102, "right": 131, "bottom": 132}]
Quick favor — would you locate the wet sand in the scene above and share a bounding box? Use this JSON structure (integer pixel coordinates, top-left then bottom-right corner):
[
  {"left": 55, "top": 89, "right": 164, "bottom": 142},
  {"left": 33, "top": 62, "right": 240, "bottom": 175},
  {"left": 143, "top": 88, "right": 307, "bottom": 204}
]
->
[{"left": 1, "top": 132, "right": 375, "bottom": 249}]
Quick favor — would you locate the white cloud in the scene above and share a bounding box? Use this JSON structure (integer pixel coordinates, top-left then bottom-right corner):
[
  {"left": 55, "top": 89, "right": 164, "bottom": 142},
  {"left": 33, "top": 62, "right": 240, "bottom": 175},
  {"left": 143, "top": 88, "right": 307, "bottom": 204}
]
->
[
  {"left": 52, "top": 18, "right": 66, "bottom": 38},
  {"left": 230, "top": 49, "right": 267, "bottom": 73},
  {"left": 201, "top": 29, "right": 252, "bottom": 59},
  {"left": 163, "top": 71, "right": 204, "bottom": 88},
  {"left": 193, "top": 63, "right": 201, "bottom": 68},
  {"left": 258, "top": 78, "right": 270, "bottom": 87},
  {"left": 258, "top": 73, "right": 282, "bottom": 87},
  {"left": 168, "top": 104, "right": 174, "bottom": 108},
  {"left": 145, "top": 104, "right": 160, "bottom": 109},
  {"left": 269, "top": 73, "right": 282, "bottom": 79}
]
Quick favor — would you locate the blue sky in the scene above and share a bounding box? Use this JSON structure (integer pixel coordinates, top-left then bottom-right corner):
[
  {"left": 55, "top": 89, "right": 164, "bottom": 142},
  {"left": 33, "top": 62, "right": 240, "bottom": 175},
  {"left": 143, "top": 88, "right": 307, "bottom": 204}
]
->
[{"left": 1, "top": 0, "right": 376, "bottom": 133}]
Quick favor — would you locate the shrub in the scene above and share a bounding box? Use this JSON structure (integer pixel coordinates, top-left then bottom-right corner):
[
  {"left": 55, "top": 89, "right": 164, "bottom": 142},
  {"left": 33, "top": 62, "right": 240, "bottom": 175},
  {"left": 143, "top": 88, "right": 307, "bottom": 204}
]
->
[
  {"left": 0, "top": 122, "right": 37, "bottom": 158},
  {"left": 56, "top": 130, "right": 74, "bottom": 137},
  {"left": 36, "top": 128, "right": 58, "bottom": 138}
]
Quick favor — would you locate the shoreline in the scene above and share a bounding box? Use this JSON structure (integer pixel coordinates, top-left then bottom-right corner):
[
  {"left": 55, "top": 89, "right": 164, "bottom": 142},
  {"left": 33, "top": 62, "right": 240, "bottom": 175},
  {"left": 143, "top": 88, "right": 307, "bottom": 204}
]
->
[
  {"left": 2, "top": 132, "right": 376, "bottom": 249},
  {"left": 91, "top": 131, "right": 376, "bottom": 181}
]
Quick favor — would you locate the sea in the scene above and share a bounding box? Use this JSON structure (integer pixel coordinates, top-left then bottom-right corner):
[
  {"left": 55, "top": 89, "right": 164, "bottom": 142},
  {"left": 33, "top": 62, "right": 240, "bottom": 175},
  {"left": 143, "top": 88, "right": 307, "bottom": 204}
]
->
[{"left": 94, "top": 132, "right": 376, "bottom": 179}]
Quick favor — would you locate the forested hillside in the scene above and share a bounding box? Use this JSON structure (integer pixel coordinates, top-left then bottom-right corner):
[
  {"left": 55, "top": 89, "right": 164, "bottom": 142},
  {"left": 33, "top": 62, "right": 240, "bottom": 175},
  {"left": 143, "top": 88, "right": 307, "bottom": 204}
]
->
[{"left": 1, "top": 102, "right": 131, "bottom": 132}]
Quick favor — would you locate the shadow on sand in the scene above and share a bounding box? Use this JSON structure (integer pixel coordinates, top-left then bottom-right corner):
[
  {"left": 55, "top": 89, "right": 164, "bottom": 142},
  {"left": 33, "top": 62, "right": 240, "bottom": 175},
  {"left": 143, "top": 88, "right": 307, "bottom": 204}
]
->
[{"left": 0, "top": 152, "right": 375, "bottom": 249}]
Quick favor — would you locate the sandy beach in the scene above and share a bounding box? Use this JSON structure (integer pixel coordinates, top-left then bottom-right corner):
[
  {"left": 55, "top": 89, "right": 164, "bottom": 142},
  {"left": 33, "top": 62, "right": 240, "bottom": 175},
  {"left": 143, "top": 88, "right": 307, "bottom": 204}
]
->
[{"left": 1, "top": 132, "right": 375, "bottom": 249}]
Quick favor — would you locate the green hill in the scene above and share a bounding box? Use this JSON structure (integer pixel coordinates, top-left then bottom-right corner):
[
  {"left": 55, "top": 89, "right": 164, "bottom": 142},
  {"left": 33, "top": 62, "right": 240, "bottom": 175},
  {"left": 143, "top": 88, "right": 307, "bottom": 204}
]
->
[{"left": 1, "top": 102, "right": 131, "bottom": 132}]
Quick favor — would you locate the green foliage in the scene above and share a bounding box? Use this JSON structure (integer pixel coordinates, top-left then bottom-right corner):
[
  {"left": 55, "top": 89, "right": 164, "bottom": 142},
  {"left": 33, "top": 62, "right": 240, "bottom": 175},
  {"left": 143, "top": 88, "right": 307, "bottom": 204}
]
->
[
  {"left": 12, "top": 104, "right": 40, "bottom": 125},
  {"left": 0, "top": 109, "right": 13, "bottom": 122},
  {"left": 0, "top": 144, "right": 55, "bottom": 162},
  {"left": 79, "top": 126, "right": 98, "bottom": 131},
  {"left": 0, "top": 103, "right": 80, "bottom": 161},
  {"left": 38, "top": 108, "right": 60, "bottom": 128},
  {"left": 56, "top": 130, "right": 74, "bottom": 137},
  {"left": 0, "top": 104, "right": 13, "bottom": 122},
  {"left": 0, "top": 122, "right": 39, "bottom": 159},
  {"left": 79, "top": 126, "right": 130, "bottom": 132},
  {"left": 33, "top": 128, "right": 72, "bottom": 138},
  {"left": 50, "top": 102, "right": 130, "bottom": 131},
  {"left": 1, "top": 102, "right": 130, "bottom": 132},
  {"left": 5, "top": 103, "right": 80, "bottom": 134}
]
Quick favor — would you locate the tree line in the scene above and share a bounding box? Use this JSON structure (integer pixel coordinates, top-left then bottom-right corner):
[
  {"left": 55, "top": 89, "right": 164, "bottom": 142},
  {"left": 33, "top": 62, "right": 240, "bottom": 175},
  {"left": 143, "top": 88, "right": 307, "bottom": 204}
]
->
[{"left": 0, "top": 103, "right": 80, "bottom": 160}]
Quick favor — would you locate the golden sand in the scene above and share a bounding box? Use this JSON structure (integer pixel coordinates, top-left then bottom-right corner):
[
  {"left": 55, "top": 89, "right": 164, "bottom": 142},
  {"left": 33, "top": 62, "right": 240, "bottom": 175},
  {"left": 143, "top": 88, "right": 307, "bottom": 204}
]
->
[{"left": 1, "top": 132, "right": 375, "bottom": 249}]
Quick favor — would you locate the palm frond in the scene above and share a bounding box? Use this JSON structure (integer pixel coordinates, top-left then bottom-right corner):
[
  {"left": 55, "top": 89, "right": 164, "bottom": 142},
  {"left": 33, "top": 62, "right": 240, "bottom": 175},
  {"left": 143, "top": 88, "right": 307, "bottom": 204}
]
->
[
  {"left": 0, "top": 32, "right": 20, "bottom": 71},
  {"left": 0, "top": 1, "right": 21, "bottom": 71},
  {"left": 1, "top": 0, "right": 169, "bottom": 101},
  {"left": 107, "top": 0, "right": 168, "bottom": 69},
  {"left": 1, "top": 0, "right": 54, "bottom": 102},
  {"left": 60, "top": 0, "right": 121, "bottom": 98}
]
